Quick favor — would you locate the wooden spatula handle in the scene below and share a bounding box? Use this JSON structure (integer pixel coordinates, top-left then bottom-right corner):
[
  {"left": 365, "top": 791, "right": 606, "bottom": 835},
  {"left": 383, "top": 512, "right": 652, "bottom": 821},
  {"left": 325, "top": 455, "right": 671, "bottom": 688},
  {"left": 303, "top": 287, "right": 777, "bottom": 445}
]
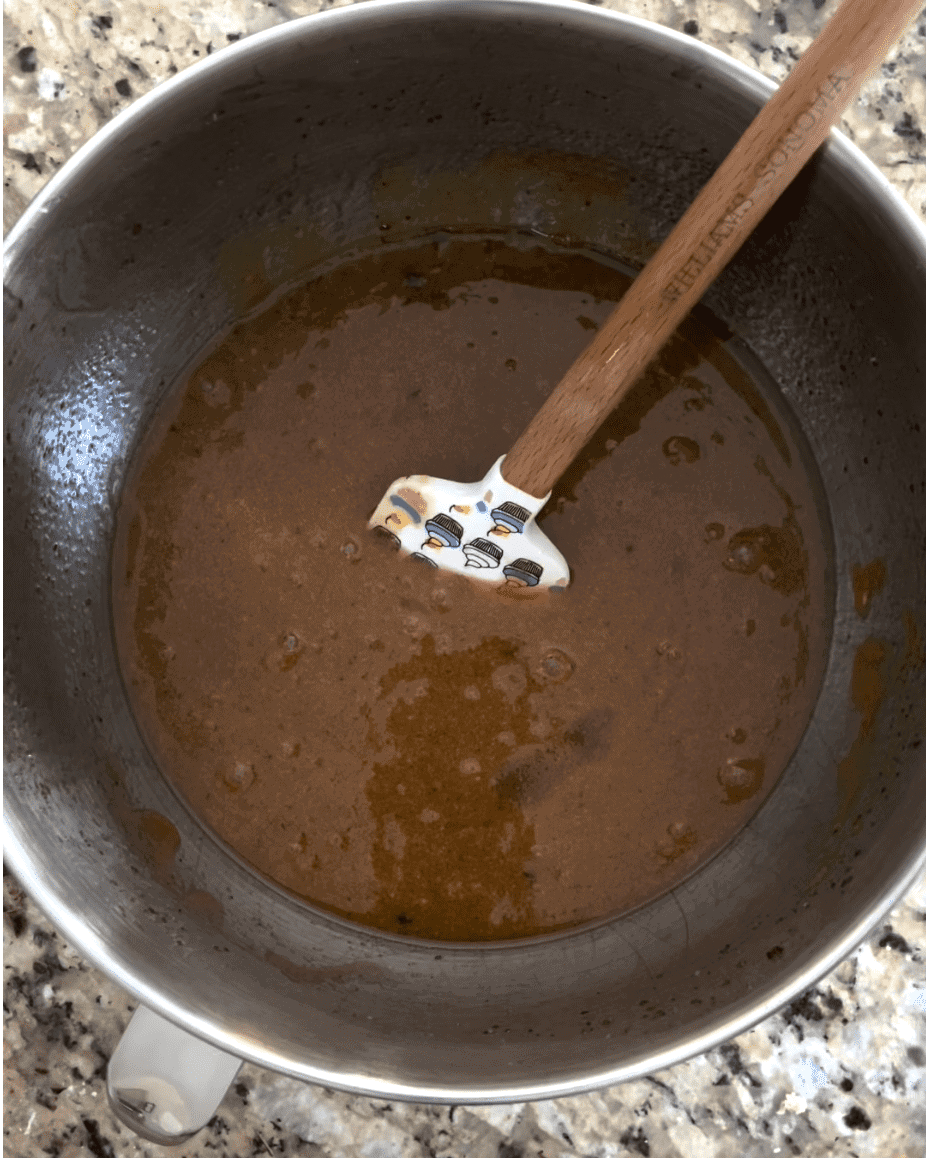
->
[{"left": 501, "top": 0, "right": 921, "bottom": 498}]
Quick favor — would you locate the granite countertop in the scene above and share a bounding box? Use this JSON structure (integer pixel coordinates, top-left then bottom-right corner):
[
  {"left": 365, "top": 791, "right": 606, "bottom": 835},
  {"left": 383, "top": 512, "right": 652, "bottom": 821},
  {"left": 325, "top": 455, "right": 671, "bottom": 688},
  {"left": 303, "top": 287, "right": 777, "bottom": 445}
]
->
[{"left": 4, "top": 1, "right": 926, "bottom": 1156}]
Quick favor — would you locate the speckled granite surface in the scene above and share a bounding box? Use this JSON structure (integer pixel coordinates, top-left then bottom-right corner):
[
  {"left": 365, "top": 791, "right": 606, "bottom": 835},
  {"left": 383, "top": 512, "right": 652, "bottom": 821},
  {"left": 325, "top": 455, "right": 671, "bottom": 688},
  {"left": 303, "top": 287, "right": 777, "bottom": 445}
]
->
[
  {"left": 4, "top": 1, "right": 926, "bottom": 1156},
  {"left": 5, "top": 870, "right": 926, "bottom": 1157}
]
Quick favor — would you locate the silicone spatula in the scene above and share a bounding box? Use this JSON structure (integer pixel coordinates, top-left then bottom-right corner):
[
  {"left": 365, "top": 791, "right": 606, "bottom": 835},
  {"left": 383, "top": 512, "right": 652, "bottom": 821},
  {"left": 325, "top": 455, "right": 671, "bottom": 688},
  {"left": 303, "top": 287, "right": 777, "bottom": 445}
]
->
[{"left": 370, "top": 0, "right": 919, "bottom": 590}]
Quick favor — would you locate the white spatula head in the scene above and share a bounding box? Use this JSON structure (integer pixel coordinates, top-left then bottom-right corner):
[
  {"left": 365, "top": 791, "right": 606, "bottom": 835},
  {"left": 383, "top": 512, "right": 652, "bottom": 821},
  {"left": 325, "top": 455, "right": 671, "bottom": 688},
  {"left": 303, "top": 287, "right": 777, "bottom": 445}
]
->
[{"left": 369, "top": 457, "right": 570, "bottom": 590}]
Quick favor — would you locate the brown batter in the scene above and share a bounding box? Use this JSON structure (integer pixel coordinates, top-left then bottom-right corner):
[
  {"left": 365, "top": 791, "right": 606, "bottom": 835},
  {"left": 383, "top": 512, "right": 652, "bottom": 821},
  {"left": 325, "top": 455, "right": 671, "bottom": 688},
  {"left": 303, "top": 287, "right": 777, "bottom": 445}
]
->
[{"left": 112, "top": 237, "right": 829, "bottom": 941}]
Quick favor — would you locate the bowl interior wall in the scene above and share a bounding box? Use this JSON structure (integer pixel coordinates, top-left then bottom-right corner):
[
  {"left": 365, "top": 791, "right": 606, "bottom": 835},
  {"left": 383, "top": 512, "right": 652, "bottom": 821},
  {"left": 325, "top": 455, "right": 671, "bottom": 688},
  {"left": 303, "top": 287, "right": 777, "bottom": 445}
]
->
[{"left": 5, "top": 2, "right": 925, "bottom": 1095}]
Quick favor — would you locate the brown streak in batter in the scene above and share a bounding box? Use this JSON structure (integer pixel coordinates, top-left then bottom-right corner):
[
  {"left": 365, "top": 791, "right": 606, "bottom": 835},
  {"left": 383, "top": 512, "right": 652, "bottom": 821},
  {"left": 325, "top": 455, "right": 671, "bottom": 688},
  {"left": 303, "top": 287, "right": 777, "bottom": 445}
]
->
[
  {"left": 852, "top": 557, "right": 887, "bottom": 619},
  {"left": 112, "top": 238, "right": 828, "bottom": 941},
  {"left": 836, "top": 636, "right": 891, "bottom": 824}
]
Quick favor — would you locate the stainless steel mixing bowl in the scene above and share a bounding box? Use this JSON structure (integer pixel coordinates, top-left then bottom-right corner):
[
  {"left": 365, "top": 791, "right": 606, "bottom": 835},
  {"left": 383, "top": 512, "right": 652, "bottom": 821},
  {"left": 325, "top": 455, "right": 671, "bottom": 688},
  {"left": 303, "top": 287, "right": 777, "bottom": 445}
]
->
[{"left": 5, "top": 0, "right": 925, "bottom": 1108}]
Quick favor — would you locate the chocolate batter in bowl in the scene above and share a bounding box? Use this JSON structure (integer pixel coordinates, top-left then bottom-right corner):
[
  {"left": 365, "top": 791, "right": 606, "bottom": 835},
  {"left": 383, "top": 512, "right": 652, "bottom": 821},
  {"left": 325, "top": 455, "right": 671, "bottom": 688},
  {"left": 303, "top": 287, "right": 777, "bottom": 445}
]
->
[
  {"left": 6, "top": 0, "right": 925, "bottom": 1109},
  {"left": 112, "top": 238, "right": 831, "bottom": 942}
]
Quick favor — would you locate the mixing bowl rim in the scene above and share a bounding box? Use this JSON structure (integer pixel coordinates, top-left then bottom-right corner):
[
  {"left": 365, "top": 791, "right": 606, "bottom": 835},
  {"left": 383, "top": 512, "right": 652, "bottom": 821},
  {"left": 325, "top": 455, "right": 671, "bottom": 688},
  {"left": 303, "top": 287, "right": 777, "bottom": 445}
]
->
[{"left": 5, "top": 0, "right": 926, "bottom": 1102}]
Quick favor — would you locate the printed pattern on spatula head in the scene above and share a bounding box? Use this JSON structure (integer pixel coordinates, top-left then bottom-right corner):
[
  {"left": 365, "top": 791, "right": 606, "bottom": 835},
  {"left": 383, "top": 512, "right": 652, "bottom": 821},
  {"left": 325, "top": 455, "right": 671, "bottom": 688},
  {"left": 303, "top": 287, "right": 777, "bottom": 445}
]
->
[{"left": 369, "top": 457, "right": 570, "bottom": 590}]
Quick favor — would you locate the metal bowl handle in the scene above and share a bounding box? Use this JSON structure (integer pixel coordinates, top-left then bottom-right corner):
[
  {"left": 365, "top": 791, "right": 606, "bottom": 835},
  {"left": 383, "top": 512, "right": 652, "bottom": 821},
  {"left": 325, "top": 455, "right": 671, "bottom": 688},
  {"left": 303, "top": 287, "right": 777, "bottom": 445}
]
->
[{"left": 106, "top": 1005, "right": 242, "bottom": 1145}]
